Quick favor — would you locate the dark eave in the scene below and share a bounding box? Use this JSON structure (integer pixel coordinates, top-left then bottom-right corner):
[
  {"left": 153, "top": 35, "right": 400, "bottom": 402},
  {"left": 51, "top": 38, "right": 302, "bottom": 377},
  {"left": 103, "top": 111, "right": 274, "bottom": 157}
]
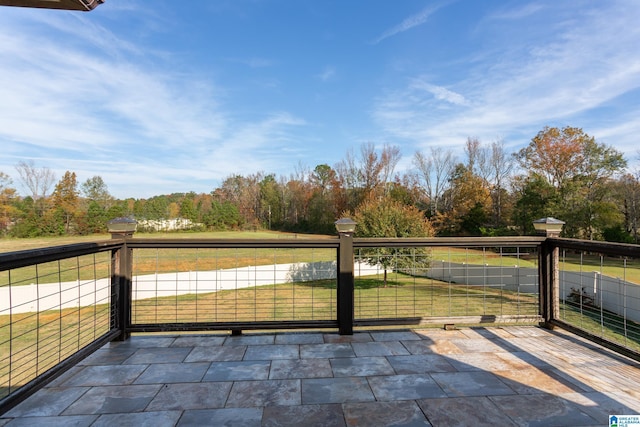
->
[{"left": 0, "top": 0, "right": 104, "bottom": 11}]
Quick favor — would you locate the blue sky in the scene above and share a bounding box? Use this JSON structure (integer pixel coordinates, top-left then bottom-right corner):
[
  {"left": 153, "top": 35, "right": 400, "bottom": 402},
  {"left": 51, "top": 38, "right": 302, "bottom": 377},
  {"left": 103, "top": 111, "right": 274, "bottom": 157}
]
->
[{"left": 1, "top": 0, "right": 639, "bottom": 199}]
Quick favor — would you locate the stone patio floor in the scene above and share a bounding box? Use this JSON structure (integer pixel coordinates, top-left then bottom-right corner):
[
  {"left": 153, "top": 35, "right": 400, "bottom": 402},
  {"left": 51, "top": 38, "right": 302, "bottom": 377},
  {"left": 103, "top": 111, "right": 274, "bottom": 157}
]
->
[{"left": 2, "top": 326, "right": 640, "bottom": 426}]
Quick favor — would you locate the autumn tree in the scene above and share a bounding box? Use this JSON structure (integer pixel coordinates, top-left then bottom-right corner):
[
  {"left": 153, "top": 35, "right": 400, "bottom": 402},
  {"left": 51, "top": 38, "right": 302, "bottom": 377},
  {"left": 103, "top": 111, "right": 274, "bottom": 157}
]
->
[
  {"left": 51, "top": 171, "right": 80, "bottom": 234},
  {"left": 349, "top": 195, "right": 433, "bottom": 286},
  {"left": 515, "top": 126, "right": 626, "bottom": 238},
  {"left": 0, "top": 172, "right": 19, "bottom": 234},
  {"left": 437, "top": 164, "right": 491, "bottom": 236}
]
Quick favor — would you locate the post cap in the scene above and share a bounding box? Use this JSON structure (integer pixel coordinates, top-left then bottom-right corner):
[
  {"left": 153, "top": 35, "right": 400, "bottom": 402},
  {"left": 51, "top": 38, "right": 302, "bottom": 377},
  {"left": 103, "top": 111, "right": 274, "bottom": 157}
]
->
[
  {"left": 335, "top": 217, "right": 357, "bottom": 235},
  {"left": 532, "top": 217, "right": 565, "bottom": 236},
  {"left": 107, "top": 217, "right": 137, "bottom": 234}
]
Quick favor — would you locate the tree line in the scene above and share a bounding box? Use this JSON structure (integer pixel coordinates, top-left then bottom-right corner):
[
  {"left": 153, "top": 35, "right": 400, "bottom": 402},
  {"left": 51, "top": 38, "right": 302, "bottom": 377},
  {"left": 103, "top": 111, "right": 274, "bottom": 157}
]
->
[{"left": 1, "top": 126, "right": 638, "bottom": 242}]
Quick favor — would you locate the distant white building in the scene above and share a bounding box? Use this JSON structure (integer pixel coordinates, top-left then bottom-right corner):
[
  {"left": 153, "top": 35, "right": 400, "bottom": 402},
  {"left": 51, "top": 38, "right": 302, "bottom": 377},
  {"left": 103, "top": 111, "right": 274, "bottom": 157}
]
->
[{"left": 136, "top": 218, "right": 203, "bottom": 232}]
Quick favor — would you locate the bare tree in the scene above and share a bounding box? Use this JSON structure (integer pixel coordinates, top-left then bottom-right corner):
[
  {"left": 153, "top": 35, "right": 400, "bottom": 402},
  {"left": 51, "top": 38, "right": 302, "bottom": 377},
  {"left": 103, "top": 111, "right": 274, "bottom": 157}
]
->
[
  {"left": 15, "top": 160, "right": 55, "bottom": 200},
  {"left": 380, "top": 144, "right": 402, "bottom": 195},
  {"left": 465, "top": 137, "right": 491, "bottom": 186},
  {"left": 489, "top": 139, "right": 513, "bottom": 225},
  {"left": 413, "top": 147, "right": 456, "bottom": 216}
]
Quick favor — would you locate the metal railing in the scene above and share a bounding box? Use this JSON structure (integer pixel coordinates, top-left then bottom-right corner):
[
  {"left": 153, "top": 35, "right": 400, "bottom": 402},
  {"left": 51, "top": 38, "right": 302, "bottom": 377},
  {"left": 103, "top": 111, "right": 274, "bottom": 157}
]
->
[
  {"left": 2, "top": 233, "right": 640, "bottom": 413},
  {"left": 544, "top": 238, "right": 640, "bottom": 358}
]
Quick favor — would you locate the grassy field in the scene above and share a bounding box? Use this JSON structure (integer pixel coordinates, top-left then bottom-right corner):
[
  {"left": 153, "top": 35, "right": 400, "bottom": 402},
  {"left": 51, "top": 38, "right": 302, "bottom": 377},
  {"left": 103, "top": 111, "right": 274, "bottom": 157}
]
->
[{"left": 0, "top": 230, "right": 329, "bottom": 253}]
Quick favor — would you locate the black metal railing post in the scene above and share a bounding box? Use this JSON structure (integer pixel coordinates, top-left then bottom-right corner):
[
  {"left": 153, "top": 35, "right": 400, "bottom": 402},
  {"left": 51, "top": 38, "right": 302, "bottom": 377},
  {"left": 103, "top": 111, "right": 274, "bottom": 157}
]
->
[
  {"left": 108, "top": 218, "right": 136, "bottom": 341},
  {"left": 538, "top": 239, "right": 551, "bottom": 327},
  {"left": 539, "top": 238, "right": 560, "bottom": 328},
  {"left": 337, "top": 232, "right": 355, "bottom": 335}
]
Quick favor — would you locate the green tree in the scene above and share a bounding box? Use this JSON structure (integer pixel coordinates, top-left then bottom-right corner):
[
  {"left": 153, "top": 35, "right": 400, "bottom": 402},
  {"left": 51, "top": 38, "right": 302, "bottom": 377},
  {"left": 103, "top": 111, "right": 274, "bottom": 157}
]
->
[
  {"left": 511, "top": 174, "right": 560, "bottom": 235},
  {"left": 349, "top": 195, "right": 434, "bottom": 286},
  {"left": 81, "top": 176, "right": 114, "bottom": 210}
]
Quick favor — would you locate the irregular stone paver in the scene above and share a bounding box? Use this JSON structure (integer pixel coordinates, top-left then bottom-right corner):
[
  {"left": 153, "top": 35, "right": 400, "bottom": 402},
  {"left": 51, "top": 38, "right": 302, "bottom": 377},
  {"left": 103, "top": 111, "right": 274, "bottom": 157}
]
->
[
  {"left": 368, "top": 374, "right": 448, "bottom": 401},
  {"left": 262, "top": 404, "right": 345, "bottom": 427},
  {"left": 123, "top": 347, "right": 192, "bottom": 364},
  {"left": 203, "top": 360, "right": 270, "bottom": 381},
  {"left": 134, "top": 362, "right": 209, "bottom": 384},
  {"left": 146, "top": 382, "right": 232, "bottom": 411},
  {"left": 243, "top": 344, "right": 299, "bottom": 360},
  {"left": 351, "top": 341, "right": 410, "bottom": 357},
  {"left": 3, "top": 387, "right": 89, "bottom": 417},
  {"left": 300, "top": 343, "right": 355, "bottom": 358},
  {"left": 178, "top": 408, "right": 262, "bottom": 427},
  {"left": 61, "top": 384, "right": 162, "bottom": 415},
  {"left": 226, "top": 379, "right": 301, "bottom": 407},
  {"left": 330, "top": 356, "right": 394, "bottom": 377},
  {"left": 417, "top": 396, "right": 517, "bottom": 427},
  {"left": 91, "top": 411, "right": 182, "bottom": 427},
  {"left": 184, "top": 345, "right": 246, "bottom": 362},
  {"left": 489, "top": 394, "right": 599, "bottom": 426},
  {"left": 343, "top": 401, "right": 431, "bottom": 427},
  {"left": 269, "top": 358, "right": 333, "bottom": 379},
  {"left": 301, "top": 377, "right": 375, "bottom": 404},
  {"left": 60, "top": 365, "right": 147, "bottom": 387},
  {"left": 431, "top": 371, "right": 516, "bottom": 397},
  {"left": 386, "top": 354, "right": 457, "bottom": 374}
]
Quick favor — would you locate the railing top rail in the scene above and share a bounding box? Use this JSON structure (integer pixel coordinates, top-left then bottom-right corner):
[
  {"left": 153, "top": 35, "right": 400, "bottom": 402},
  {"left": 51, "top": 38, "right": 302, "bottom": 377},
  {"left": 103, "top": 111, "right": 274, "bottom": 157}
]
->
[
  {"left": 0, "top": 240, "right": 122, "bottom": 271},
  {"left": 126, "top": 237, "right": 340, "bottom": 249},
  {"left": 354, "top": 236, "right": 545, "bottom": 248},
  {"left": 549, "top": 237, "right": 640, "bottom": 258}
]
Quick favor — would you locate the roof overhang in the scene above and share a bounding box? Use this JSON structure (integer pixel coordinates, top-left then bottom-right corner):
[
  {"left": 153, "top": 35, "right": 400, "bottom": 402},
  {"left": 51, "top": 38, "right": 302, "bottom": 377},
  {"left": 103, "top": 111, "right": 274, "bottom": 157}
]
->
[{"left": 0, "top": 0, "right": 104, "bottom": 11}]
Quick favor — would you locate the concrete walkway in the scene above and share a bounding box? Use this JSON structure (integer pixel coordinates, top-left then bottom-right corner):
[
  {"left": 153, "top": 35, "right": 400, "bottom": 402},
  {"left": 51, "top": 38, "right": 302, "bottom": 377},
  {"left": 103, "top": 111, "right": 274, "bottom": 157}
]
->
[{"left": 2, "top": 326, "right": 640, "bottom": 426}]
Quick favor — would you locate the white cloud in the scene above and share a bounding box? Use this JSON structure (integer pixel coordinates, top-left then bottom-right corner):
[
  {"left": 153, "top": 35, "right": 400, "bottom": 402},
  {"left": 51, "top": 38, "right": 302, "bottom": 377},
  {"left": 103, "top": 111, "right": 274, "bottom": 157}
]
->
[
  {"left": 373, "top": 1, "right": 640, "bottom": 154},
  {"left": 373, "top": 1, "right": 449, "bottom": 44},
  {"left": 0, "top": 9, "right": 308, "bottom": 198}
]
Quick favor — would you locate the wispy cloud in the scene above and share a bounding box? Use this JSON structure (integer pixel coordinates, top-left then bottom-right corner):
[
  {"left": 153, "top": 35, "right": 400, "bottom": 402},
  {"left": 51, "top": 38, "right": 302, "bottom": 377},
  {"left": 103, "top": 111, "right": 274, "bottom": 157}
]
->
[
  {"left": 0, "top": 9, "right": 305, "bottom": 198},
  {"left": 409, "top": 79, "right": 469, "bottom": 106},
  {"left": 317, "top": 66, "right": 336, "bottom": 82},
  {"left": 372, "top": 2, "right": 449, "bottom": 44},
  {"left": 373, "top": 2, "right": 640, "bottom": 155}
]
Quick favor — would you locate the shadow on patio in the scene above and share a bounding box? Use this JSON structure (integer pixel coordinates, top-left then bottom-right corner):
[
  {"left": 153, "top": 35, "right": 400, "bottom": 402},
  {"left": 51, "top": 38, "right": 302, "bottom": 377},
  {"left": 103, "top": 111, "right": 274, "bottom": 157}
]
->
[{"left": 2, "top": 325, "right": 639, "bottom": 426}]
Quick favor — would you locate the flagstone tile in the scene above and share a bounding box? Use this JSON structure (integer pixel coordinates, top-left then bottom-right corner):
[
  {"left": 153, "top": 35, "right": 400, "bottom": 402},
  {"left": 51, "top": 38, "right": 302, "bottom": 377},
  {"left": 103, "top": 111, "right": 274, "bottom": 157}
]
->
[
  {"left": 262, "top": 404, "right": 345, "bottom": 427},
  {"left": 301, "top": 377, "right": 374, "bottom": 404},
  {"left": 269, "top": 358, "right": 333, "bottom": 379},
  {"left": 417, "top": 396, "right": 517, "bottom": 427},
  {"left": 343, "top": 401, "right": 431, "bottom": 427},
  {"left": 146, "top": 382, "right": 232, "bottom": 411},
  {"left": 386, "top": 354, "right": 457, "bottom": 374},
  {"left": 431, "top": 371, "right": 516, "bottom": 397},
  {"left": 203, "top": 360, "right": 270, "bottom": 381},
  {"left": 226, "top": 379, "right": 301, "bottom": 407}
]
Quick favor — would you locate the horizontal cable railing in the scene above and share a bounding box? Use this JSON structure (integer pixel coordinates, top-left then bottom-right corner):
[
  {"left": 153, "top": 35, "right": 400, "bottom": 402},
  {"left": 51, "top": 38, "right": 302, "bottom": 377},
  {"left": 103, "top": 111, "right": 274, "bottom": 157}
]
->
[
  {"left": 352, "top": 237, "right": 543, "bottom": 327},
  {"left": 126, "top": 239, "right": 340, "bottom": 333},
  {"left": 0, "top": 241, "right": 122, "bottom": 408},
  {"left": 550, "top": 238, "right": 640, "bottom": 355}
]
